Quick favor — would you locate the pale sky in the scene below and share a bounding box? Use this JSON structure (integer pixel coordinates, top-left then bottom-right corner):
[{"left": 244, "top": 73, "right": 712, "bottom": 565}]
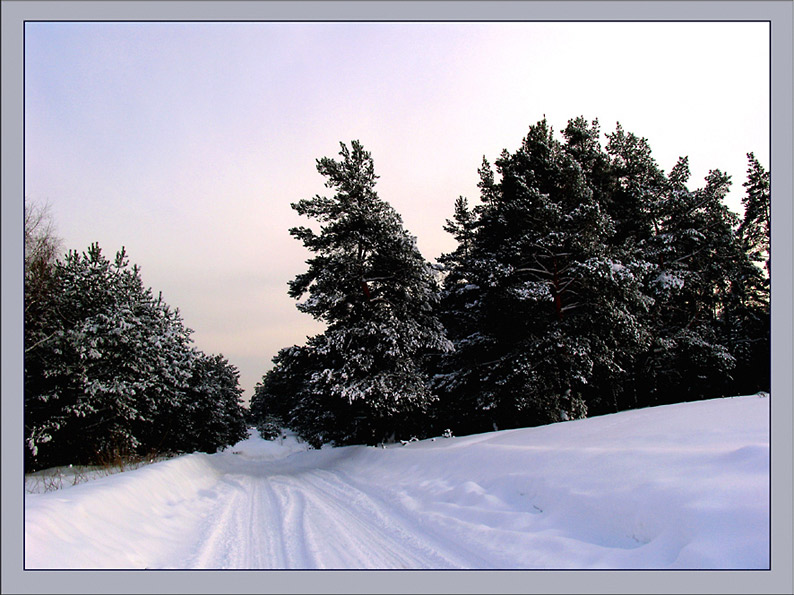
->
[{"left": 24, "top": 21, "right": 770, "bottom": 403}]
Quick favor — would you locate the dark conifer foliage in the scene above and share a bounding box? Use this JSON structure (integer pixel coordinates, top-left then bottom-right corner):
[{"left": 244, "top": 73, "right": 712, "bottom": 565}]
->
[
  {"left": 739, "top": 153, "right": 771, "bottom": 276},
  {"left": 24, "top": 243, "right": 247, "bottom": 471},
  {"left": 253, "top": 141, "right": 451, "bottom": 446},
  {"left": 433, "top": 118, "right": 651, "bottom": 431},
  {"left": 250, "top": 342, "right": 331, "bottom": 448},
  {"left": 175, "top": 353, "right": 249, "bottom": 454},
  {"left": 431, "top": 117, "right": 769, "bottom": 435},
  {"left": 634, "top": 165, "right": 742, "bottom": 403},
  {"left": 251, "top": 120, "right": 769, "bottom": 444},
  {"left": 724, "top": 154, "right": 771, "bottom": 394}
]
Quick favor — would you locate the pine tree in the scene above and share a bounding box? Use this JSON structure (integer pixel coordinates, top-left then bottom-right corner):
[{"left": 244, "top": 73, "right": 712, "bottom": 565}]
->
[
  {"left": 178, "top": 353, "right": 248, "bottom": 453},
  {"left": 25, "top": 244, "right": 195, "bottom": 469},
  {"left": 433, "top": 118, "right": 653, "bottom": 433},
  {"left": 722, "top": 153, "right": 770, "bottom": 394},
  {"left": 561, "top": 118, "right": 660, "bottom": 413},
  {"left": 282, "top": 141, "right": 451, "bottom": 445},
  {"left": 631, "top": 160, "right": 747, "bottom": 403},
  {"left": 433, "top": 117, "right": 770, "bottom": 431},
  {"left": 738, "top": 153, "right": 770, "bottom": 276},
  {"left": 431, "top": 196, "right": 481, "bottom": 426},
  {"left": 602, "top": 122, "right": 669, "bottom": 251},
  {"left": 250, "top": 342, "right": 331, "bottom": 447}
]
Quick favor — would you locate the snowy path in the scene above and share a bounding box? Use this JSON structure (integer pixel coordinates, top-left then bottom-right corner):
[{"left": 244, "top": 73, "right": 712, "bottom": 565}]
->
[
  {"left": 25, "top": 395, "right": 770, "bottom": 570},
  {"left": 164, "top": 451, "right": 487, "bottom": 569}
]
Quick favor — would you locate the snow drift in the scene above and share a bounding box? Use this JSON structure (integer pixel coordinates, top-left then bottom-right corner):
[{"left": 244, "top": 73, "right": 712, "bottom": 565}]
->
[{"left": 24, "top": 394, "right": 769, "bottom": 570}]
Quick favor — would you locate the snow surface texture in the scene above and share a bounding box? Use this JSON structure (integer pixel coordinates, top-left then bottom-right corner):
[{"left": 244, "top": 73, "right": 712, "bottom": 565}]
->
[{"left": 24, "top": 395, "right": 769, "bottom": 570}]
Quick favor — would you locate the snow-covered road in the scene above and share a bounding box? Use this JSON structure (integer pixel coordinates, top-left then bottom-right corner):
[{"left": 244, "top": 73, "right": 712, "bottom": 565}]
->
[
  {"left": 151, "top": 441, "right": 497, "bottom": 569},
  {"left": 176, "top": 460, "right": 476, "bottom": 569},
  {"left": 25, "top": 395, "right": 770, "bottom": 570}
]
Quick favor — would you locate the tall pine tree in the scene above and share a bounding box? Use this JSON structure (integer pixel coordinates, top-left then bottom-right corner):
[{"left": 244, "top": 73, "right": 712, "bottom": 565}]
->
[
  {"left": 723, "top": 153, "right": 770, "bottom": 394},
  {"left": 434, "top": 118, "right": 651, "bottom": 433},
  {"left": 273, "top": 141, "right": 451, "bottom": 445},
  {"left": 738, "top": 153, "right": 771, "bottom": 276}
]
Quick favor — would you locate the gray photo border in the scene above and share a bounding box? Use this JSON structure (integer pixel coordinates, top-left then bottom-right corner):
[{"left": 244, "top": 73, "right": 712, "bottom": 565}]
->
[{"left": 2, "top": 2, "right": 792, "bottom": 594}]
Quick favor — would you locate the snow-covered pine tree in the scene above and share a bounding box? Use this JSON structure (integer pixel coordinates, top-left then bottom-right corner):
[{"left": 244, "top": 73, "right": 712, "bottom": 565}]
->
[
  {"left": 738, "top": 153, "right": 770, "bottom": 276},
  {"left": 430, "top": 195, "right": 485, "bottom": 431},
  {"left": 631, "top": 160, "right": 746, "bottom": 404},
  {"left": 591, "top": 125, "right": 771, "bottom": 406},
  {"left": 600, "top": 126, "right": 686, "bottom": 408},
  {"left": 601, "top": 122, "right": 670, "bottom": 253},
  {"left": 25, "top": 244, "right": 196, "bottom": 469},
  {"left": 722, "top": 153, "right": 770, "bottom": 394},
  {"left": 211, "top": 356, "right": 249, "bottom": 448},
  {"left": 176, "top": 352, "right": 248, "bottom": 454},
  {"left": 128, "top": 290, "right": 197, "bottom": 455},
  {"left": 434, "top": 118, "right": 651, "bottom": 433},
  {"left": 250, "top": 343, "right": 331, "bottom": 447},
  {"left": 285, "top": 141, "right": 452, "bottom": 445},
  {"left": 250, "top": 346, "right": 303, "bottom": 434},
  {"left": 559, "top": 118, "right": 655, "bottom": 415}
]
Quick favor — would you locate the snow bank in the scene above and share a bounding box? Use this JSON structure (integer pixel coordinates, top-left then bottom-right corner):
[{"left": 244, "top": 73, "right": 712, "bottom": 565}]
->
[
  {"left": 25, "top": 453, "right": 224, "bottom": 568},
  {"left": 24, "top": 395, "right": 769, "bottom": 569},
  {"left": 332, "top": 395, "right": 769, "bottom": 569}
]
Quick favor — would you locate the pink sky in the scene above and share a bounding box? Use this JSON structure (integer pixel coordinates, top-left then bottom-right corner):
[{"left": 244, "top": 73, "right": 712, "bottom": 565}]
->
[{"left": 24, "top": 21, "right": 770, "bottom": 402}]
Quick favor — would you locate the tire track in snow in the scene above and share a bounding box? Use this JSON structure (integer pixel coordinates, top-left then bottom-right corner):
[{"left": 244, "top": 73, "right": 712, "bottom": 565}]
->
[
  {"left": 164, "top": 450, "right": 507, "bottom": 569},
  {"left": 184, "top": 474, "right": 296, "bottom": 569},
  {"left": 291, "top": 469, "right": 494, "bottom": 568},
  {"left": 177, "top": 466, "right": 490, "bottom": 569},
  {"left": 252, "top": 475, "right": 297, "bottom": 568},
  {"left": 268, "top": 472, "right": 434, "bottom": 569},
  {"left": 267, "top": 476, "right": 317, "bottom": 568},
  {"left": 323, "top": 468, "right": 504, "bottom": 567},
  {"left": 182, "top": 478, "right": 241, "bottom": 569},
  {"left": 235, "top": 475, "right": 274, "bottom": 568}
]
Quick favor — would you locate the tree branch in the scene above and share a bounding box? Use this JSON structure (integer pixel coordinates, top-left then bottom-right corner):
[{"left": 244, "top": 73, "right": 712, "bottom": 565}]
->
[{"left": 25, "top": 331, "right": 58, "bottom": 353}]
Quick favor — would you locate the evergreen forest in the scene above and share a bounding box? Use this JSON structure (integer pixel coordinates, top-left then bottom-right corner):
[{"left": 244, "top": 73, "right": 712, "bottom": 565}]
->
[
  {"left": 250, "top": 117, "right": 770, "bottom": 446},
  {"left": 24, "top": 240, "right": 248, "bottom": 471},
  {"left": 24, "top": 115, "right": 770, "bottom": 467}
]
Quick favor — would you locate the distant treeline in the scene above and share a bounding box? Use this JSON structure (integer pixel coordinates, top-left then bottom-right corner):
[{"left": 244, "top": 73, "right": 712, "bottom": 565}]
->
[{"left": 250, "top": 117, "right": 770, "bottom": 447}]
